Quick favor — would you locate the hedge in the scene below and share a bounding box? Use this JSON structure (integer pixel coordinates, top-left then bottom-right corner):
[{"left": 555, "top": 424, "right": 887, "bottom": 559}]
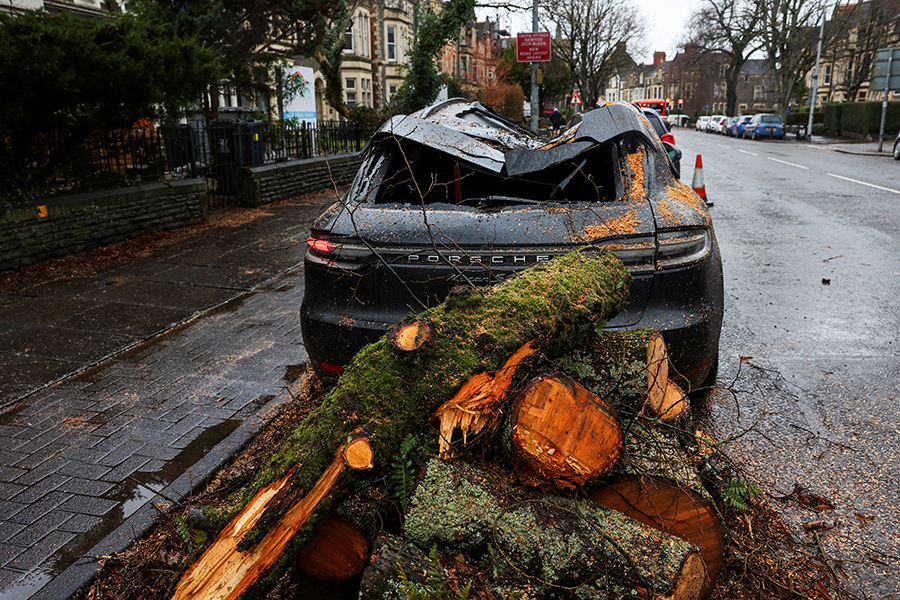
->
[{"left": 823, "top": 101, "right": 900, "bottom": 136}]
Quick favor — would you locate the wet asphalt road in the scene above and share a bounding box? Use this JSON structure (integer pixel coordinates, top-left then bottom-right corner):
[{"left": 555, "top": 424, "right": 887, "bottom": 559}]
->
[{"left": 677, "top": 129, "right": 900, "bottom": 597}]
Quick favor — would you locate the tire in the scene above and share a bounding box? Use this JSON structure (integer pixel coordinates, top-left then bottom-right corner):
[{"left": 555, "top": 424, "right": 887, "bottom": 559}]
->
[
  {"left": 893, "top": 139, "right": 900, "bottom": 160},
  {"left": 751, "top": 130, "right": 758, "bottom": 140},
  {"left": 690, "top": 352, "right": 719, "bottom": 401}
]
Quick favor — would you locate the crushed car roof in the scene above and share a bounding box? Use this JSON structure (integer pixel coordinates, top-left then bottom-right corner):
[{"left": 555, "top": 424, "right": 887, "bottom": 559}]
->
[{"left": 367, "top": 99, "right": 658, "bottom": 175}]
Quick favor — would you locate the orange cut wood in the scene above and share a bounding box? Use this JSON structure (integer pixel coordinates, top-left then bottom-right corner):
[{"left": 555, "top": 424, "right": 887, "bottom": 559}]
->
[
  {"left": 657, "top": 380, "right": 689, "bottom": 421},
  {"left": 172, "top": 450, "right": 346, "bottom": 600},
  {"left": 433, "top": 339, "right": 539, "bottom": 457},
  {"left": 645, "top": 331, "right": 669, "bottom": 416},
  {"left": 388, "top": 320, "right": 434, "bottom": 353},
  {"left": 512, "top": 374, "right": 623, "bottom": 488},
  {"left": 298, "top": 515, "right": 369, "bottom": 580},
  {"left": 588, "top": 474, "right": 725, "bottom": 599},
  {"left": 343, "top": 437, "right": 374, "bottom": 470}
]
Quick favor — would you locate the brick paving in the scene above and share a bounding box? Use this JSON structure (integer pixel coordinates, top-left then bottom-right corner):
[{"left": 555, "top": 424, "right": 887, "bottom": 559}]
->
[{"left": 0, "top": 199, "right": 332, "bottom": 599}]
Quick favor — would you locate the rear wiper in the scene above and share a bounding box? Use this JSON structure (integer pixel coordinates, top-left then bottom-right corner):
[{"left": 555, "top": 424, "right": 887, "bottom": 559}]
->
[{"left": 457, "top": 195, "right": 543, "bottom": 209}]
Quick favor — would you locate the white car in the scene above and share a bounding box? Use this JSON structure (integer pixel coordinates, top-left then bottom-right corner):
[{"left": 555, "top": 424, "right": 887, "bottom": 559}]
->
[
  {"left": 707, "top": 115, "right": 727, "bottom": 133},
  {"left": 695, "top": 116, "right": 711, "bottom": 132}
]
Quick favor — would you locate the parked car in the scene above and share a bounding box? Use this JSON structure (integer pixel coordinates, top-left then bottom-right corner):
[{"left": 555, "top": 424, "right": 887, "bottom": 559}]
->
[
  {"left": 731, "top": 115, "right": 753, "bottom": 137},
  {"left": 743, "top": 113, "right": 785, "bottom": 140},
  {"left": 695, "top": 116, "right": 711, "bottom": 132},
  {"left": 893, "top": 131, "right": 900, "bottom": 160},
  {"left": 667, "top": 114, "right": 689, "bottom": 128},
  {"left": 706, "top": 115, "right": 727, "bottom": 133},
  {"left": 300, "top": 99, "right": 723, "bottom": 392},
  {"left": 723, "top": 117, "right": 739, "bottom": 136}
]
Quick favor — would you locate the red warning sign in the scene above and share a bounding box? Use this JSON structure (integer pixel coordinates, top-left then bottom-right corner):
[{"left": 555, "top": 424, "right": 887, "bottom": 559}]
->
[
  {"left": 516, "top": 32, "right": 551, "bottom": 62},
  {"left": 570, "top": 91, "right": 583, "bottom": 105}
]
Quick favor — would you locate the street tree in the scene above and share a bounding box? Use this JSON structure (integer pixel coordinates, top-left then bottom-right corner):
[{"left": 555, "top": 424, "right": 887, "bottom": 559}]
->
[
  {"left": 390, "top": 0, "right": 477, "bottom": 115},
  {"left": 686, "top": 0, "right": 762, "bottom": 116},
  {"left": 132, "top": 0, "right": 351, "bottom": 118},
  {"left": 835, "top": 0, "right": 897, "bottom": 101},
  {"left": 754, "top": 0, "right": 846, "bottom": 114},
  {"left": 0, "top": 10, "right": 216, "bottom": 138},
  {"left": 542, "top": 0, "right": 646, "bottom": 111}
]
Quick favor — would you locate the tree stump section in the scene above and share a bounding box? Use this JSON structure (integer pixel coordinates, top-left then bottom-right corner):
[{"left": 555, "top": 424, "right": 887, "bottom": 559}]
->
[
  {"left": 297, "top": 515, "right": 369, "bottom": 581},
  {"left": 511, "top": 373, "right": 623, "bottom": 489},
  {"left": 588, "top": 475, "right": 725, "bottom": 599},
  {"left": 404, "top": 459, "right": 707, "bottom": 599},
  {"left": 388, "top": 320, "right": 434, "bottom": 354}
]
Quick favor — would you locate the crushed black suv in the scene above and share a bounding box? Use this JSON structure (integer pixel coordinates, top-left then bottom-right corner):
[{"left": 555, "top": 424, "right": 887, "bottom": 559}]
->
[{"left": 301, "top": 99, "right": 723, "bottom": 389}]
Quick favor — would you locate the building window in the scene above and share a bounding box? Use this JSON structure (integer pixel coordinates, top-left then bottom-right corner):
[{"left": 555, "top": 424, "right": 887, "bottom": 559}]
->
[
  {"left": 344, "top": 23, "right": 354, "bottom": 53},
  {"left": 346, "top": 78, "right": 357, "bottom": 105},
  {"left": 389, "top": 84, "right": 398, "bottom": 96},
  {"left": 754, "top": 85, "right": 764, "bottom": 100},
  {"left": 823, "top": 64, "right": 831, "bottom": 85},
  {"left": 859, "top": 90, "right": 867, "bottom": 100},
  {"left": 387, "top": 26, "right": 397, "bottom": 62},
  {"left": 488, "top": 67, "right": 494, "bottom": 80}
]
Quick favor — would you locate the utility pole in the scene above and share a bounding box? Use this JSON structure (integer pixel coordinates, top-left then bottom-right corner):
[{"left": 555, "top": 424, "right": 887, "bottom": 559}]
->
[
  {"left": 530, "top": 0, "right": 539, "bottom": 130},
  {"left": 807, "top": 1, "right": 826, "bottom": 141}
]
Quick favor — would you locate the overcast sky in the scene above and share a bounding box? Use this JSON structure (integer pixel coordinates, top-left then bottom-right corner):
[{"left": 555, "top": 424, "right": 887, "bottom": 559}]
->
[{"left": 485, "top": 0, "right": 699, "bottom": 65}]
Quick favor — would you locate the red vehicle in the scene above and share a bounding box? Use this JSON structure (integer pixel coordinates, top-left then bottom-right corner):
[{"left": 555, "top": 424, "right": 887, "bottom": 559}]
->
[{"left": 634, "top": 98, "right": 668, "bottom": 116}]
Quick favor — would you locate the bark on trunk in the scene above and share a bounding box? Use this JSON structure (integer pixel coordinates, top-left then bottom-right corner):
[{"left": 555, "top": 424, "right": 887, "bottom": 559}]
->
[
  {"left": 173, "top": 251, "right": 632, "bottom": 600},
  {"left": 297, "top": 515, "right": 369, "bottom": 581},
  {"left": 510, "top": 373, "right": 623, "bottom": 489},
  {"left": 404, "top": 459, "right": 707, "bottom": 600},
  {"left": 588, "top": 474, "right": 724, "bottom": 600}
]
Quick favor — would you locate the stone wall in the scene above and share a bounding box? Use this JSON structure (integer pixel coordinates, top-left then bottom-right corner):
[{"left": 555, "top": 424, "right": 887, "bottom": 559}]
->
[
  {"left": 0, "top": 180, "right": 207, "bottom": 272},
  {"left": 243, "top": 152, "right": 363, "bottom": 207}
]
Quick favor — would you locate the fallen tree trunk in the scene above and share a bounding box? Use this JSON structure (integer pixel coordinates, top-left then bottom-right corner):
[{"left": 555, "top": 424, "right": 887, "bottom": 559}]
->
[
  {"left": 588, "top": 424, "right": 724, "bottom": 598},
  {"left": 297, "top": 515, "right": 369, "bottom": 581},
  {"left": 510, "top": 373, "right": 623, "bottom": 489},
  {"left": 403, "top": 459, "right": 707, "bottom": 600},
  {"left": 173, "top": 251, "right": 632, "bottom": 600}
]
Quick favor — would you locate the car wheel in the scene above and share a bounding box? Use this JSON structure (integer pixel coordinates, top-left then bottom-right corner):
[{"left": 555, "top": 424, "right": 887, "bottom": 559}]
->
[
  {"left": 751, "top": 130, "right": 758, "bottom": 140},
  {"left": 893, "top": 139, "right": 900, "bottom": 160}
]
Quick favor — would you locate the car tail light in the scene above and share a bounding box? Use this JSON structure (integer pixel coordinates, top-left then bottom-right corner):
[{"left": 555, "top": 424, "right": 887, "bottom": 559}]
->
[
  {"left": 656, "top": 229, "right": 711, "bottom": 269},
  {"left": 306, "top": 232, "right": 374, "bottom": 269},
  {"left": 661, "top": 133, "right": 676, "bottom": 144}
]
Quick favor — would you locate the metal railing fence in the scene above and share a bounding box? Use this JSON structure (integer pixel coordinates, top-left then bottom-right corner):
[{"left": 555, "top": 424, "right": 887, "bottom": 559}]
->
[{"left": 1, "top": 119, "right": 365, "bottom": 206}]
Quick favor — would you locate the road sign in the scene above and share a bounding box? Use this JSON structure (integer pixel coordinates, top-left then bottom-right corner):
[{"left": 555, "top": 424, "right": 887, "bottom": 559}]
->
[
  {"left": 516, "top": 32, "right": 551, "bottom": 62},
  {"left": 570, "top": 91, "right": 582, "bottom": 105},
  {"left": 872, "top": 47, "right": 900, "bottom": 92}
]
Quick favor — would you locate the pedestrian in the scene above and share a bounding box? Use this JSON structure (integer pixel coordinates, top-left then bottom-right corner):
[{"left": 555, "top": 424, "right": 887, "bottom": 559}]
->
[{"left": 549, "top": 108, "right": 564, "bottom": 136}]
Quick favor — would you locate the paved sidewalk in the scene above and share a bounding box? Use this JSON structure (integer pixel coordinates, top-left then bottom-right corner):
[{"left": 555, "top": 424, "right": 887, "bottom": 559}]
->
[{"left": 0, "top": 194, "right": 336, "bottom": 599}]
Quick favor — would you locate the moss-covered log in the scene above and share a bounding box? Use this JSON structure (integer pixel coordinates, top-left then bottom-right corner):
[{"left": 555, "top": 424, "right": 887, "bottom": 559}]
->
[
  {"left": 589, "top": 423, "right": 724, "bottom": 598},
  {"left": 404, "top": 459, "right": 707, "bottom": 600},
  {"left": 511, "top": 373, "right": 623, "bottom": 489},
  {"left": 173, "top": 251, "right": 631, "bottom": 600}
]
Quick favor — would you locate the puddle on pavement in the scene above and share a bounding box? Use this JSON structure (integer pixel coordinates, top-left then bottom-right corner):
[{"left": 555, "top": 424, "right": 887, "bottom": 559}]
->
[
  {"left": 3, "top": 419, "right": 241, "bottom": 599},
  {"left": 283, "top": 363, "right": 308, "bottom": 382},
  {"left": 0, "top": 566, "right": 54, "bottom": 600}
]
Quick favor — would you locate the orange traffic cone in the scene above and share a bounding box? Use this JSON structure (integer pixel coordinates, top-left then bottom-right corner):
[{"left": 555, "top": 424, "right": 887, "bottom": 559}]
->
[{"left": 691, "top": 155, "right": 712, "bottom": 207}]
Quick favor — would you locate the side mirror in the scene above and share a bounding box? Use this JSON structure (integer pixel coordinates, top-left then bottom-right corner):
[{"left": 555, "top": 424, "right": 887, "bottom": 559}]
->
[{"left": 662, "top": 141, "right": 682, "bottom": 179}]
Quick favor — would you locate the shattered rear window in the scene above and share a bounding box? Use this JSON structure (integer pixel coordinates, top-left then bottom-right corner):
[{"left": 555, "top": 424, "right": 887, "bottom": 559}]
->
[{"left": 354, "top": 136, "right": 625, "bottom": 206}]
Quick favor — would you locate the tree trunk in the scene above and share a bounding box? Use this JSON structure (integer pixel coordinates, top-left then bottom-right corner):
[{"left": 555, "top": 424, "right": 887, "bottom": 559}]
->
[
  {"left": 297, "top": 515, "right": 369, "bottom": 581},
  {"left": 588, "top": 474, "right": 724, "bottom": 600},
  {"left": 510, "top": 373, "right": 623, "bottom": 489},
  {"left": 172, "top": 251, "right": 632, "bottom": 600},
  {"left": 404, "top": 459, "right": 707, "bottom": 600}
]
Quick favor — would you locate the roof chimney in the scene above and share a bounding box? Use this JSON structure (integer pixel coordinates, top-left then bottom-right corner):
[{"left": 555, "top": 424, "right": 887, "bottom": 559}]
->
[{"left": 653, "top": 51, "right": 666, "bottom": 66}]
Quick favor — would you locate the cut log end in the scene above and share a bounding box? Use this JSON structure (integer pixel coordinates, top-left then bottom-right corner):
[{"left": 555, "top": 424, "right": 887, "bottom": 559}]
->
[
  {"left": 645, "top": 332, "right": 669, "bottom": 415},
  {"left": 389, "top": 320, "right": 434, "bottom": 354},
  {"left": 587, "top": 474, "right": 725, "bottom": 599},
  {"left": 343, "top": 437, "right": 374, "bottom": 470},
  {"left": 654, "top": 380, "right": 689, "bottom": 421},
  {"left": 298, "top": 515, "right": 369, "bottom": 581},
  {"left": 512, "top": 374, "right": 623, "bottom": 488}
]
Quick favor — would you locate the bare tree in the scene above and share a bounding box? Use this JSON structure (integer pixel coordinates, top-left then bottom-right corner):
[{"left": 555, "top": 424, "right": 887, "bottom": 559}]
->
[
  {"left": 754, "top": 0, "right": 845, "bottom": 113},
  {"left": 838, "top": 0, "right": 898, "bottom": 101},
  {"left": 686, "top": 0, "right": 762, "bottom": 115},
  {"left": 543, "top": 0, "right": 647, "bottom": 110}
]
